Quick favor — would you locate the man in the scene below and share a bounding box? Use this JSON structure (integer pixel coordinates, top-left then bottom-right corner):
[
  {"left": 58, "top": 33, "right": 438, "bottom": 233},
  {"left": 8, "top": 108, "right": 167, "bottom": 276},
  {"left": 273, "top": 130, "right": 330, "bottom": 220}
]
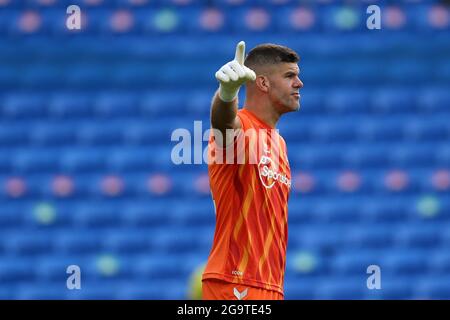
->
[{"left": 202, "top": 41, "right": 303, "bottom": 300}]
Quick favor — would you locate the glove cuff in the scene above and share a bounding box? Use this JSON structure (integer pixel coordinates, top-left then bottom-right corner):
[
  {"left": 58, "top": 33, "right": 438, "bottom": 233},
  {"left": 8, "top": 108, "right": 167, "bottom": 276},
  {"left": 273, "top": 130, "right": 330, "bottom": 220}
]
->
[{"left": 218, "top": 84, "right": 239, "bottom": 103}]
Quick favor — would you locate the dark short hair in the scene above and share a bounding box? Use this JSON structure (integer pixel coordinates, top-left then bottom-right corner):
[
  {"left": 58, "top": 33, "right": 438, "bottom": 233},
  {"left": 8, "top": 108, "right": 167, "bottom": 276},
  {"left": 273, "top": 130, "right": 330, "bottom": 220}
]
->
[{"left": 244, "top": 44, "right": 299, "bottom": 69}]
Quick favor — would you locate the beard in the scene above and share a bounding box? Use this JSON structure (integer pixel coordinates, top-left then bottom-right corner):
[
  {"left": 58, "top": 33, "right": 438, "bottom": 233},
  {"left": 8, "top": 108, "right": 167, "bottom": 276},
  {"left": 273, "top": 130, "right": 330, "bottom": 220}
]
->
[{"left": 282, "top": 96, "right": 300, "bottom": 113}]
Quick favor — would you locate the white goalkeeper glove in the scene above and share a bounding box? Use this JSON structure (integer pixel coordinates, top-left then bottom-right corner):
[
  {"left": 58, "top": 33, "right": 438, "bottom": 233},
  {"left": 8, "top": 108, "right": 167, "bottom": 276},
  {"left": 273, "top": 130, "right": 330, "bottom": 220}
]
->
[{"left": 215, "top": 41, "right": 257, "bottom": 102}]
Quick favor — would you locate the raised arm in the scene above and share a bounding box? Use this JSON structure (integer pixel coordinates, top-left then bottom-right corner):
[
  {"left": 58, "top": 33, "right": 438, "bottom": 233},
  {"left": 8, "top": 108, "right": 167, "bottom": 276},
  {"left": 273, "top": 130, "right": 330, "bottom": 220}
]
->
[{"left": 211, "top": 41, "right": 256, "bottom": 147}]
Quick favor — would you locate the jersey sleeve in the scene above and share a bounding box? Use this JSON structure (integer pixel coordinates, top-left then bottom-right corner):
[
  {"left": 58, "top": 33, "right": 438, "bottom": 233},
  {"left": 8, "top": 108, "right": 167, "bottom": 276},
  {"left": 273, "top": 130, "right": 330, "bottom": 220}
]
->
[{"left": 208, "top": 110, "right": 253, "bottom": 165}]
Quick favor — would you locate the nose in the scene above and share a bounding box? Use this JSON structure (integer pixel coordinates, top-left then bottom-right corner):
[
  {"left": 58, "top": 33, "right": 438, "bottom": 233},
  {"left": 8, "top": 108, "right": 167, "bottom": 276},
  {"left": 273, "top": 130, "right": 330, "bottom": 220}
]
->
[{"left": 294, "top": 77, "right": 303, "bottom": 89}]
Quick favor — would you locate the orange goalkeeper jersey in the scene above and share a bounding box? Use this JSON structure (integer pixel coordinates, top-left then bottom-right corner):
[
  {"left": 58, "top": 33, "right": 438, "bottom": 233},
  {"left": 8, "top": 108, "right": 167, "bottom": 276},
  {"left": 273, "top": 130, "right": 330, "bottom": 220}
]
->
[{"left": 203, "top": 108, "right": 292, "bottom": 295}]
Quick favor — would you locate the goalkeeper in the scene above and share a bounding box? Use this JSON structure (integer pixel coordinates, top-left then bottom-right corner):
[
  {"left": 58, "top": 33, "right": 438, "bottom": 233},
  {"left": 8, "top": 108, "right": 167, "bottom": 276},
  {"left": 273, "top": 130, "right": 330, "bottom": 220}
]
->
[{"left": 202, "top": 41, "right": 303, "bottom": 300}]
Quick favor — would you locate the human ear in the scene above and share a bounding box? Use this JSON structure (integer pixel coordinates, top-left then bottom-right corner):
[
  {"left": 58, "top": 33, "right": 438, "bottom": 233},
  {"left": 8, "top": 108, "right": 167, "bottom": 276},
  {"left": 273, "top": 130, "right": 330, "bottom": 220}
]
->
[{"left": 256, "top": 76, "right": 269, "bottom": 93}]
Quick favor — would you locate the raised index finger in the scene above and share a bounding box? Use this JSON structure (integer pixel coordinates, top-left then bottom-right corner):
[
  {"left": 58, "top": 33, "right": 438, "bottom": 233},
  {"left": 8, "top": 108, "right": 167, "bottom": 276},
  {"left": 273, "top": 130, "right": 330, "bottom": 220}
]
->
[{"left": 234, "top": 41, "right": 245, "bottom": 65}]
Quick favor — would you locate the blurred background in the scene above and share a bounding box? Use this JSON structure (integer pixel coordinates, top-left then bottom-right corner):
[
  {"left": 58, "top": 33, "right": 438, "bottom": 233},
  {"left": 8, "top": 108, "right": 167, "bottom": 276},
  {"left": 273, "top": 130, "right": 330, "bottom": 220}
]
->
[{"left": 0, "top": 0, "right": 449, "bottom": 300}]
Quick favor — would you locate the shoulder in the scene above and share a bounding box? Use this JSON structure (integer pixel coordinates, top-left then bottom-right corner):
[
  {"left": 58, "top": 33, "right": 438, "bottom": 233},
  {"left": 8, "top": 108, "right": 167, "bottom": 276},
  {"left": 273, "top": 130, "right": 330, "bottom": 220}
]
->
[{"left": 276, "top": 131, "right": 288, "bottom": 151}]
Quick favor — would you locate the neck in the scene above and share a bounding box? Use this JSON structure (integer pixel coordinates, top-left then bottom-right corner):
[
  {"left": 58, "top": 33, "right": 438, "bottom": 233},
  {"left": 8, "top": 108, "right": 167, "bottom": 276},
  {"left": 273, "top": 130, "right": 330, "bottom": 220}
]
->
[{"left": 244, "top": 97, "right": 281, "bottom": 128}]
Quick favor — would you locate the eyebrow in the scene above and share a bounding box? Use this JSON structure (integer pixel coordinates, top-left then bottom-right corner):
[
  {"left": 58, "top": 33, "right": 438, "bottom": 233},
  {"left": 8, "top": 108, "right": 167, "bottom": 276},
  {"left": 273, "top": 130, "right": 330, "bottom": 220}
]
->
[{"left": 284, "top": 69, "right": 300, "bottom": 75}]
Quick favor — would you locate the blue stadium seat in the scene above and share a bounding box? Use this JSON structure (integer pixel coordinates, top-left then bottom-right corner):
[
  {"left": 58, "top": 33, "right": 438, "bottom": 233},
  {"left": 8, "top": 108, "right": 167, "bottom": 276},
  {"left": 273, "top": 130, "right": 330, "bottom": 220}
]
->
[
  {"left": 139, "top": 8, "right": 187, "bottom": 35},
  {"left": 30, "top": 123, "right": 77, "bottom": 146},
  {"left": 290, "top": 146, "right": 344, "bottom": 170},
  {"left": 440, "top": 223, "right": 450, "bottom": 247},
  {"left": 312, "top": 199, "right": 361, "bottom": 223},
  {"left": 0, "top": 203, "right": 24, "bottom": 227},
  {"left": 388, "top": 144, "right": 438, "bottom": 169},
  {"left": 0, "top": 258, "right": 36, "bottom": 284},
  {"left": 21, "top": 65, "right": 62, "bottom": 89},
  {"left": 107, "top": 148, "right": 156, "bottom": 172},
  {"left": 60, "top": 149, "right": 107, "bottom": 173},
  {"left": 279, "top": 119, "right": 312, "bottom": 142},
  {"left": 12, "top": 150, "right": 60, "bottom": 174},
  {"left": 2, "top": 94, "right": 48, "bottom": 119},
  {"left": 119, "top": 280, "right": 188, "bottom": 299},
  {"left": 121, "top": 200, "right": 171, "bottom": 226},
  {"left": 18, "top": 200, "right": 73, "bottom": 226},
  {"left": 16, "top": 284, "right": 67, "bottom": 299},
  {"left": 4, "top": 232, "right": 54, "bottom": 255},
  {"left": 418, "top": 87, "right": 450, "bottom": 114},
  {"left": 111, "top": 63, "right": 164, "bottom": 87},
  {"left": 344, "top": 224, "right": 394, "bottom": 249},
  {"left": 273, "top": 6, "right": 320, "bottom": 34},
  {"left": 394, "top": 223, "right": 442, "bottom": 248},
  {"left": 185, "top": 90, "right": 213, "bottom": 117},
  {"left": 0, "top": 10, "right": 19, "bottom": 36},
  {"left": 133, "top": 254, "right": 196, "bottom": 280},
  {"left": 402, "top": 117, "right": 449, "bottom": 142},
  {"left": 283, "top": 276, "right": 316, "bottom": 300},
  {"left": 35, "top": 255, "right": 88, "bottom": 282},
  {"left": 4, "top": 176, "right": 46, "bottom": 199},
  {"left": 355, "top": 118, "right": 404, "bottom": 142},
  {"left": 315, "top": 276, "right": 366, "bottom": 299},
  {"left": 333, "top": 250, "right": 383, "bottom": 275},
  {"left": 139, "top": 91, "right": 186, "bottom": 117},
  {"left": 181, "top": 7, "right": 230, "bottom": 34},
  {"left": 291, "top": 225, "right": 349, "bottom": 252},
  {"left": 93, "top": 92, "right": 139, "bottom": 118},
  {"left": 287, "top": 249, "right": 328, "bottom": 277},
  {"left": 321, "top": 5, "right": 366, "bottom": 32},
  {"left": 435, "top": 144, "right": 450, "bottom": 167},
  {"left": 0, "top": 287, "right": 13, "bottom": 300},
  {"left": 152, "top": 227, "right": 212, "bottom": 253},
  {"left": 230, "top": 7, "right": 274, "bottom": 34},
  {"left": 364, "top": 277, "right": 413, "bottom": 300},
  {"left": 382, "top": 250, "right": 429, "bottom": 275},
  {"left": 103, "top": 230, "right": 151, "bottom": 254},
  {"left": 0, "top": 124, "right": 30, "bottom": 147},
  {"left": 341, "top": 145, "right": 390, "bottom": 169},
  {"left": 170, "top": 199, "right": 215, "bottom": 226},
  {"left": 0, "top": 64, "right": 19, "bottom": 89},
  {"left": 83, "top": 255, "right": 136, "bottom": 281},
  {"left": 65, "top": 282, "right": 120, "bottom": 300},
  {"left": 64, "top": 63, "right": 112, "bottom": 89},
  {"left": 76, "top": 122, "right": 124, "bottom": 146},
  {"left": 438, "top": 198, "right": 450, "bottom": 220},
  {"left": 418, "top": 86, "right": 450, "bottom": 112},
  {"left": 324, "top": 89, "right": 370, "bottom": 114},
  {"left": 359, "top": 196, "right": 410, "bottom": 222},
  {"left": 309, "top": 120, "right": 358, "bottom": 143},
  {"left": 384, "top": 60, "right": 431, "bottom": 85},
  {"left": 287, "top": 199, "right": 315, "bottom": 224},
  {"left": 213, "top": 0, "right": 255, "bottom": 7},
  {"left": 436, "top": 58, "right": 450, "bottom": 82},
  {"left": 73, "top": 202, "right": 123, "bottom": 228},
  {"left": 430, "top": 250, "right": 450, "bottom": 274},
  {"left": 56, "top": 231, "right": 104, "bottom": 254},
  {"left": 407, "top": 4, "right": 439, "bottom": 32},
  {"left": 122, "top": 120, "right": 181, "bottom": 146},
  {"left": 0, "top": 153, "right": 12, "bottom": 174},
  {"left": 415, "top": 276, "right": 450, "bottom": 299},
  {"left": 294, "top": 88, "right": 325, "bottom": 115},
  {"left": 48, "top": 93, "right": 93, "bottom": 118},
  {"left": 340, "top": 61, "right": 386, "bottom": 85},
  {"left": 371, "top": 88, "right": 416, "bottom": 114}
]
